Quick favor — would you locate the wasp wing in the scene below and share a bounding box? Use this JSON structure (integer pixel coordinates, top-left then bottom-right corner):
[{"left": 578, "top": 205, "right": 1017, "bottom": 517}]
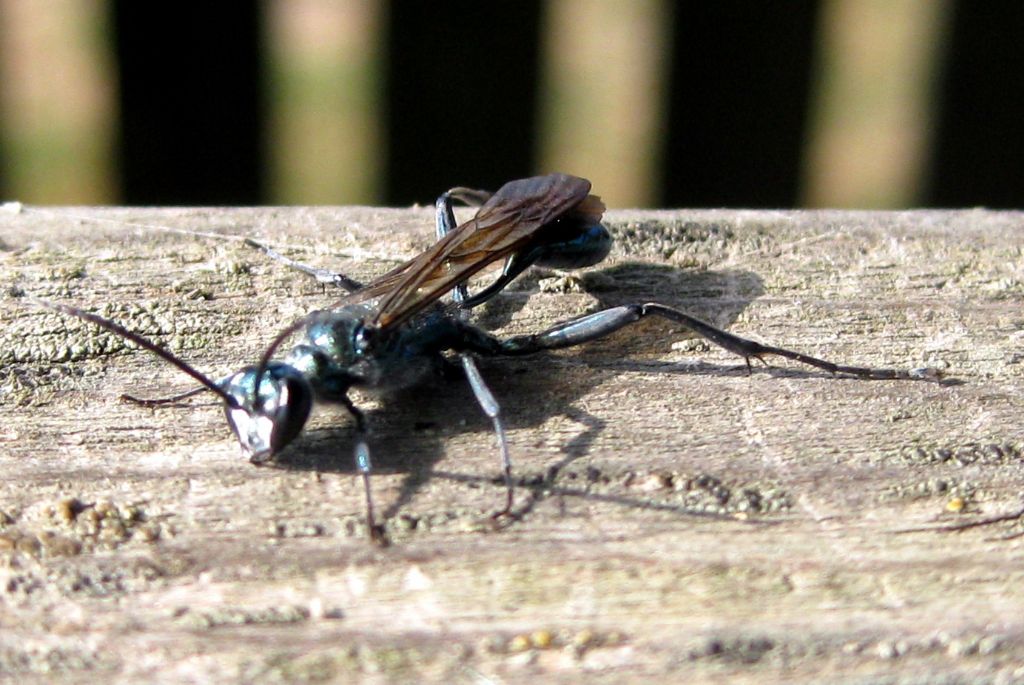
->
[{"left": 335, "top": 174, "right": 603, "bottom": 329}]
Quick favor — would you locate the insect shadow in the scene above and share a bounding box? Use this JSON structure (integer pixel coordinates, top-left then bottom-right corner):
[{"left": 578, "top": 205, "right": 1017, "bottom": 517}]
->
[{"left": 268, "top": 262, "right": 767, "bottom": 523}]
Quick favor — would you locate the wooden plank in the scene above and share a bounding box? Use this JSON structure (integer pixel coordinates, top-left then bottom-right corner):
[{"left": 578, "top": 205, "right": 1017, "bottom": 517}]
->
[{"left": 1, "top": 204, "right": 1022, "bottom": 682}]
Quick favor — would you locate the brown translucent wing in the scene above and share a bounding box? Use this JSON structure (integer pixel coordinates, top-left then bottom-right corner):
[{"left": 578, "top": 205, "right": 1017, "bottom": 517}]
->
[{"left": 335, "top": 174, "right": 600, "bottom": 329}]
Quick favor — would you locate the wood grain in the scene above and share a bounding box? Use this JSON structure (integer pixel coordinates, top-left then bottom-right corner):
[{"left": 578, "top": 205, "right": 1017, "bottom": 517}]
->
[{"left": 1, "top": 204, "right": 1023, "bottom": 682}]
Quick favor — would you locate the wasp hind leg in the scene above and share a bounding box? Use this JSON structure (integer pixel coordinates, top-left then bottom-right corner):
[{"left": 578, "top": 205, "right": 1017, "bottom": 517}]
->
[{"left": 463, "top": 302, "right": 942, "bottom": 381}]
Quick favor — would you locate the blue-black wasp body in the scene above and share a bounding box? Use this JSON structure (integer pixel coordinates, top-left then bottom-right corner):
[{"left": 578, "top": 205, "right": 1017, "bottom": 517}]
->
[
  {"left": 217, "top": 175, "right": 611, "bottom": 470},
  {"left": 32, "top": 173, "right": 939, "bottom": 544}
]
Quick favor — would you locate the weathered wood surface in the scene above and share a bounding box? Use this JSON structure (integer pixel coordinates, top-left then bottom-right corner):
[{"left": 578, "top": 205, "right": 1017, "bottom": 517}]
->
[{"left": 1, "top": 204, "right": 1023, "bottom": 683}]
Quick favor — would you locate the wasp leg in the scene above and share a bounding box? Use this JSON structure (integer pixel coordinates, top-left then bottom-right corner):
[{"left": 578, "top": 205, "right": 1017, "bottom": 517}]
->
[
  {"left": 438, "top": 186, "right": 493, "bottom": 214},
  {"left": 435, "top": 188, "right": 511, "bottom": 308},
  {"left": 462, "top": 303, "right": 941, "bottom": 381},
  {"left": 339, "top": 395, "right": 388, "bottom": 546},
  {"left": 408, "top": 190, "right": 523, "bottom": 520},
  {"left": 434, "top": 186, "right": 493, "bottom": 244},
  {"left": 434, "top": 188, "right": 545, "bottom": 310},
  {"left": 435, "top": 187, "right": 612, "bottom": 310},
  {"left": 452, "top": 223, "right": 609, "bottom": 311},
  {"left": 459, "top": 353, "right": 516, "bottom": 521},
  {"left": 434, "top": 191, "right": 469, "bottom": 305},
  {"left": 243, "top": 238, "right": 363, "bottom": 292},
  {"left": 427, "top": 180, "right": 518, "bottom": 519}
]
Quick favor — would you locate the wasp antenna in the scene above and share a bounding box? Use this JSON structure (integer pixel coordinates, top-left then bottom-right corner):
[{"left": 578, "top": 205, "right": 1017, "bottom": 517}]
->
[
  {"left": 27, "top": 297, "right": 239, "bottom": 408},
  {"left": 19, "top": 206, "right": 250, "bottom": 244}
]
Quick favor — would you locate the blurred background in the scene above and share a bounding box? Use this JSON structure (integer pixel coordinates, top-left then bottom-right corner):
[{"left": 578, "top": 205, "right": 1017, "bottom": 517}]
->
[{"left": 0, "top": 0, "right": 1020, "bottom": 209}]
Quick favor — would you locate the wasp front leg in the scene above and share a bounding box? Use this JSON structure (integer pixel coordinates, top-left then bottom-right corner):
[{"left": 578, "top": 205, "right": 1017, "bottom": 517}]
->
[{"left": 243, "top": 238, "right": 363, "bottom": 292}]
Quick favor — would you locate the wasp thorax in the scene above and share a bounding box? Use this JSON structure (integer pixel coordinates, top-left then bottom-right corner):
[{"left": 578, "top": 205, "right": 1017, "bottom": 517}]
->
[
  {"left": 305, "top": 307, "right": 375, "bottom": 365},
  {"left": 221, "top": 362, "right": 313, "bottom": 463}
]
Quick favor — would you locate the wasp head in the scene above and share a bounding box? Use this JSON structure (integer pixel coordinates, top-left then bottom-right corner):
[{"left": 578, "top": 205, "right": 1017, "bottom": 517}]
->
[{"left": 221, "top": 362, "right": 314, "bottom": 464}]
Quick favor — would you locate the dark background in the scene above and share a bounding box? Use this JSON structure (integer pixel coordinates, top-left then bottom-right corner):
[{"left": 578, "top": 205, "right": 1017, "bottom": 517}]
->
[{"left": 4, "top": 1, "right": 1024, "bottom": 208}]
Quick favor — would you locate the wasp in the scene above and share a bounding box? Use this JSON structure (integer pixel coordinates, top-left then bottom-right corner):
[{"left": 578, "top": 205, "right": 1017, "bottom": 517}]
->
[{"left": 32, "top": 174, "right": 940, "bottom": 544}]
